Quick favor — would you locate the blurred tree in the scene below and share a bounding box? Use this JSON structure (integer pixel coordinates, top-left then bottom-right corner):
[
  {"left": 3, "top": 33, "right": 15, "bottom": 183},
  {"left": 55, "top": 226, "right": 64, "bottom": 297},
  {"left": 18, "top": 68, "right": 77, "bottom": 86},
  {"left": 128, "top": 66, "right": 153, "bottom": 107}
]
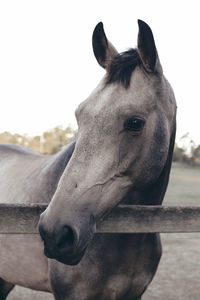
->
[
  {"left": 42, "top": 125, "right": 76, "bottom": 154},
  {"left": 173, "top": 143, "right": 190, "bottom": 163},
  {"left": 191, "top": 145, "right": 200, "bottom": 165},
  {"left": 0, "top": 125, "right": 76, "bottom": 154}
]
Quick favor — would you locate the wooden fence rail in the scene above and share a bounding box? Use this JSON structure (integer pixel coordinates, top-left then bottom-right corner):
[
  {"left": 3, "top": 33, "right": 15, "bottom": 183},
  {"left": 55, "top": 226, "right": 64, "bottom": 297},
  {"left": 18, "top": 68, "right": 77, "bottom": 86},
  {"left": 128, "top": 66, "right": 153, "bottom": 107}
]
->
[{"left": 0, "top": 203, "right": 200, "bottom": 234}]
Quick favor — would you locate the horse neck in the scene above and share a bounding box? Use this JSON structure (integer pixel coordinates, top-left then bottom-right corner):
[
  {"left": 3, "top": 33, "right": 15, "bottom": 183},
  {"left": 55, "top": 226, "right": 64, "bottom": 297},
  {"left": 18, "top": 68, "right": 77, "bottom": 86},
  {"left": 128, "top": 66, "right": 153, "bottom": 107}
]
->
[
  {"left": 42, "top": 141, "right": 75, "bottom": 199},
  {"left": 120, "top": 189, "right": 146, "bottom": 205},
  {"left": 121, "top": 174, "right": 169, "bottom": 206}
]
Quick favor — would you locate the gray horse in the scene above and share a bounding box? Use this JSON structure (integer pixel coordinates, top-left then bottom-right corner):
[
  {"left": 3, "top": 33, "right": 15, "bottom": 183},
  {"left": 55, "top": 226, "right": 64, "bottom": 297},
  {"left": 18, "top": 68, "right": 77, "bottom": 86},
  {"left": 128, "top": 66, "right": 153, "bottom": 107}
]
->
[{"left": 0, "top": 20, "right": 176, "bottom": 300}]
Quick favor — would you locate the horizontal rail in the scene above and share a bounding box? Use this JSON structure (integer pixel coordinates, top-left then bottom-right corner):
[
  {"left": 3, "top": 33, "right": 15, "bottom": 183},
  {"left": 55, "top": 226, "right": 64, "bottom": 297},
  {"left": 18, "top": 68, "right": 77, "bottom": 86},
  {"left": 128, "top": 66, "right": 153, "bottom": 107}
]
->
[{"left": 1, "top": 203, "right": 200, "bottom": 234}]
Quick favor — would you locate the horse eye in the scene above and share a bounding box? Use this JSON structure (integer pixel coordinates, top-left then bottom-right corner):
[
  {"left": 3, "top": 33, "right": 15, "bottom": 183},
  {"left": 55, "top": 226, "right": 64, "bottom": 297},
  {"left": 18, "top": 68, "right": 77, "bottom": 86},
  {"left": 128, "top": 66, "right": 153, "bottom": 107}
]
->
[{"left": 124, "top": 117, "right": 145, "bottom": 132}]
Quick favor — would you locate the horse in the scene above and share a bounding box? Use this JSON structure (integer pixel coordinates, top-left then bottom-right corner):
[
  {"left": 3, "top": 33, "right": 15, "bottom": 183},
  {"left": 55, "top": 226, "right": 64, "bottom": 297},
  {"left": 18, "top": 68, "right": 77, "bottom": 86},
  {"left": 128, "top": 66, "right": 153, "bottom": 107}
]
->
[{"left": 0, "top": 20, "right": 176, "bottom": 300}]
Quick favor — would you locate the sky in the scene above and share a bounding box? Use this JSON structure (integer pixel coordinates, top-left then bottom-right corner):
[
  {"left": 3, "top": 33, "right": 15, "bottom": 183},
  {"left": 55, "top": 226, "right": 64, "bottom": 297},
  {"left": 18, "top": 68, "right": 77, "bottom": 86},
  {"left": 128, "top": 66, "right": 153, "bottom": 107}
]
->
[{"left": 0, "top": 0, "right": 200, "bottom": 145}]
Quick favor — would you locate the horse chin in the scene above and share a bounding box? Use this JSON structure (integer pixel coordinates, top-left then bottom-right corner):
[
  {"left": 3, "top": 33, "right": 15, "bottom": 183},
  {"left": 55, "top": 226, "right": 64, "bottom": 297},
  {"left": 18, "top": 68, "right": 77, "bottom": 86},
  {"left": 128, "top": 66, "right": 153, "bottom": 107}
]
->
[
  {"left": 57, "top": 251, "right": 85, "bottom": 266},
  {"left": 45, "top": 246, "right": 86, "bottom": 266}
]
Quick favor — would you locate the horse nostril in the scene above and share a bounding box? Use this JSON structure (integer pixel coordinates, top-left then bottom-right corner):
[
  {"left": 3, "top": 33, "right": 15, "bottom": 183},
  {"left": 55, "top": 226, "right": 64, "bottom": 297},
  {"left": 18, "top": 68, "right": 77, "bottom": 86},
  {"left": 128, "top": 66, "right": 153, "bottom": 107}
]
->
[{"left": 56, "top": 226, "right": 76, "bottom": 253}]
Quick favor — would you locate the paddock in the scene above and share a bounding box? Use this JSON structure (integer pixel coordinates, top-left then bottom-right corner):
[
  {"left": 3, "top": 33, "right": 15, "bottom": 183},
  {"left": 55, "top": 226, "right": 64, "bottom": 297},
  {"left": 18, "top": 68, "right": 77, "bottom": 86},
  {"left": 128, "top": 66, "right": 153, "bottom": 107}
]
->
[
  {"left": 3, "top": 163, "right": 200, "bottom": 299},
  {"left": 2, "top": 204, "right": 200, "bottom": 300}
]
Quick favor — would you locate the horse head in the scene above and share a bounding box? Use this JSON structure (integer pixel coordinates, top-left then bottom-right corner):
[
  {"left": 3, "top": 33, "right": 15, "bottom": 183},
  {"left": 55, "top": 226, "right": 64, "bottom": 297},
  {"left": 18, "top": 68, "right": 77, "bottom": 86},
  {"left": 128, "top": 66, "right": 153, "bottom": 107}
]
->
[{"left": 39, "top": 20, "right": 176, "bottom": 265}]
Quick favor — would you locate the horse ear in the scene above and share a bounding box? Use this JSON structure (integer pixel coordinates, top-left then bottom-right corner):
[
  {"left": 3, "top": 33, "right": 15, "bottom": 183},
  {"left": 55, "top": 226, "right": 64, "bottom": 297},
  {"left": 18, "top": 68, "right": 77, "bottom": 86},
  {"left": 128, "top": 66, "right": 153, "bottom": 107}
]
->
[
  {"left": 142, "top": 123, "right": 176, "bottom": 205},
  {"left": 92, "top": 22, "right": 118, "bottom": 69},
  {"left": 137, "top": 19, "right": 162, "bottom": 74}
]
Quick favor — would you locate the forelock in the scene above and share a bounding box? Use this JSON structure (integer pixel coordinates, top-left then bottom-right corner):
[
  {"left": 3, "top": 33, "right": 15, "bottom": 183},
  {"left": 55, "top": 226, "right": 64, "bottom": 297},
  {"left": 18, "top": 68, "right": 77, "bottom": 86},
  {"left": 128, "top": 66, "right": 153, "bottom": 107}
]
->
[{"left": 106, "top": 49, "right": 142, "bottom": 89}]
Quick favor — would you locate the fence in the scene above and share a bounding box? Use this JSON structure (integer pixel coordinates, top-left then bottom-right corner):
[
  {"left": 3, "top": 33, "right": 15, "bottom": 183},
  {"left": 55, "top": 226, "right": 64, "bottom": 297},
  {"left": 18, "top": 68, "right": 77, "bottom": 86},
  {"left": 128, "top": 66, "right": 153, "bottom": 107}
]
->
[{"left": 0, "top": 203, "right": 200, "bottom": 234}]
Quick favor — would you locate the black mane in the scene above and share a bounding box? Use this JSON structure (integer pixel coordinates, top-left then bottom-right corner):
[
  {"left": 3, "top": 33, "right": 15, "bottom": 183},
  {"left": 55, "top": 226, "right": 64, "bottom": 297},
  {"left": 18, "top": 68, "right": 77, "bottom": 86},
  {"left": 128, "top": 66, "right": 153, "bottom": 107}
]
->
[{"left": 106, "top": 49, "right": 142, "bottom": 89}]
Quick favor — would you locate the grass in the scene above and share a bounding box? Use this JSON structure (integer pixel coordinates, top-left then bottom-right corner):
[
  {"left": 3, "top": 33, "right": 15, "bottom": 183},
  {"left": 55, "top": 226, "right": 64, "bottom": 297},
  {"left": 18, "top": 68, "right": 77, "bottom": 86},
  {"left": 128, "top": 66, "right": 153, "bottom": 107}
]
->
[
  {"left": 165, "top": 163, "right": 200, "bottom": 206},
  {"left": 8, "top": 163, "right": 200, "bottom": 300}
]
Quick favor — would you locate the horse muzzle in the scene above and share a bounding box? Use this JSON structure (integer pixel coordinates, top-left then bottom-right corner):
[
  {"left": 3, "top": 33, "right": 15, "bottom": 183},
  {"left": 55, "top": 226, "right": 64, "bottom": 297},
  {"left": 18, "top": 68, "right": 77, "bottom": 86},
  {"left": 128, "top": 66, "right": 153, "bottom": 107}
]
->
[{"left": 38, "top": 213, "right": 95, "bottom": 265}]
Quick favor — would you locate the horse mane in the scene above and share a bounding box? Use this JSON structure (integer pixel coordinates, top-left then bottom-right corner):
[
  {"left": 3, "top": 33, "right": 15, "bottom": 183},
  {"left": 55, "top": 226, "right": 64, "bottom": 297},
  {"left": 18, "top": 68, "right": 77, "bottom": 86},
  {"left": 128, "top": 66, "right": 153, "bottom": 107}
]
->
[
  {"left": 106, "top": 49, "right": 142, "bottom": 89},
  {"left": 46, "top": 140, "right": 75, "bottom": 181}
]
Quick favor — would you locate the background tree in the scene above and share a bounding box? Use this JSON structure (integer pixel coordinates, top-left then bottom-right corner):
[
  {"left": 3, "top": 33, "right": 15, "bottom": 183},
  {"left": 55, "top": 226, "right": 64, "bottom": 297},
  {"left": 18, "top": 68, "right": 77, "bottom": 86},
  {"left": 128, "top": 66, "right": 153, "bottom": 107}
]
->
[{"left": 0, "top": 125, "right": 76, "bottom": 154}]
